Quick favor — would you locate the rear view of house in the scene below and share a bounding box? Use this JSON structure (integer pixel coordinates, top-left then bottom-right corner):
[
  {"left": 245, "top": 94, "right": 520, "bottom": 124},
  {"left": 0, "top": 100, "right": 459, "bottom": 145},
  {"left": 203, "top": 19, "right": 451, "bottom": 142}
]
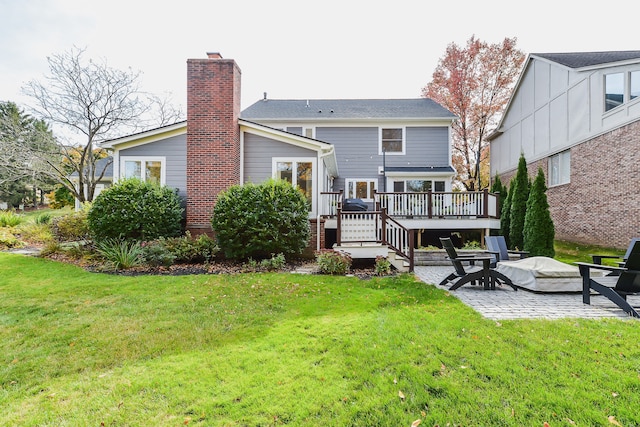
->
[{"left": 104, "top": 52, "right": 504, "bottom": 265}]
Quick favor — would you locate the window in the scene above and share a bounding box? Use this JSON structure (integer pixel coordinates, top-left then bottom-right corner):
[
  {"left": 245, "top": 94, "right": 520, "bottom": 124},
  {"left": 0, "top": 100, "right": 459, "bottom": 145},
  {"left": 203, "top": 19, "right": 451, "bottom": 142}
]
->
[
  {"left": 379, "top": 128, "right": 404, "bottom": 154},
  {"left": 273, "top": 158, "right": 315, "bottom": 211},
  {"left": 345, "top": 179, "right": 377, "bottom": 201},
  {"left": 604, "top": 71, "right": 640, "bottom": 111},
  {"left": 549, "top": 150, "right": 570, "bottom": 186},
  {"left": 393, "top": 180, "right": 445, "bottom": 192},
  {"left": 121, "top": 157, "right": 164, "bottom": 185},
  {"left": 631, "top": 71, "right": 640, "bottom": 101},
  {"left": 605, "top": 73, "right": 624, "bottom": 112}
]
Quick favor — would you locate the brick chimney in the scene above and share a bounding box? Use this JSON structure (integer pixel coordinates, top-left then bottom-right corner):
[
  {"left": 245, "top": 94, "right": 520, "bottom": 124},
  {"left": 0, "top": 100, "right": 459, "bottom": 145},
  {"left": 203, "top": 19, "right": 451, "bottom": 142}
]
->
[{"left": 186, "top": 53, "right": 241, "bottom": 234}]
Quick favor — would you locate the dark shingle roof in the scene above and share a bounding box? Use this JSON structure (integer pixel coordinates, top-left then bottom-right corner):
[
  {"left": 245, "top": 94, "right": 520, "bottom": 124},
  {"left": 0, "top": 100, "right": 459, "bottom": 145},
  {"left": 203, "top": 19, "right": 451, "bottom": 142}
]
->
[
  {"left": 241, "top": 98, "right": 456, "bottom": 120},
  {"left": 532, "top": 51, "right": 640, "bottom": 69}
]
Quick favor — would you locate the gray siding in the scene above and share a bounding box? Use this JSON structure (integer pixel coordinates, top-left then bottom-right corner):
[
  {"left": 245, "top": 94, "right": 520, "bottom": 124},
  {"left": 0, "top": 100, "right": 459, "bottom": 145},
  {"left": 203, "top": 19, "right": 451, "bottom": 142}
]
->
[
  {"left": 120, "top": 134, "right": 187, "bottom": 197},
  {"left": 243, "top": 132, "right": 317, "bottom": 183},
  {"left": 316, "top": 126, "right": 450, "bottom": 192}
]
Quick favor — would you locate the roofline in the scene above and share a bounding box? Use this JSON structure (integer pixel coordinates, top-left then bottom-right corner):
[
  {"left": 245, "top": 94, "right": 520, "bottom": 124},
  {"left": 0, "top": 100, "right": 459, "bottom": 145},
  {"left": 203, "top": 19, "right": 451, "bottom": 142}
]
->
[
  {"left": 530, "top": 52, "right": 640, "bottom": 71},
  {"left": 102, "top": 121, "right": 187, "bottom": 149}
]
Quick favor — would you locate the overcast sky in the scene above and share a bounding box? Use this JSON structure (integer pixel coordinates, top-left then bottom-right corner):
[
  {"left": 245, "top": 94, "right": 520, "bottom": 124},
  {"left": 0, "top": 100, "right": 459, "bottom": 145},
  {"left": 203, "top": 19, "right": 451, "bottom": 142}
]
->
[{"left": 2, "top": 0, "right": 638, "bottom": 121}]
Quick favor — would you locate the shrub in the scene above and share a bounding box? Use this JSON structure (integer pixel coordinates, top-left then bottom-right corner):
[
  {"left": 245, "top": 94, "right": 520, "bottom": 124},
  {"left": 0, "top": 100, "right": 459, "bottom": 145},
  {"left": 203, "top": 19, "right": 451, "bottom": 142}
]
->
[
  {"left": 160, "top": 232, "right": 219, "bottom": 263},
  {"left": 462, "top": 240, "right": 481, "bottom": 249},
  {"left": 316, "top": 250, "right": 352, "bottom": 275},
  {"left": 50, "top": 209, "right": 90, "bottom": 242},
  {"left": 509, "top": 154, "right": 530, "bottom": 250},
  {"left": 243, "top": 253, "right": 287, "bottom": 272},
  {"left": 141, "top": 241, "right": 176, "bottom": 267},
  {"left": 0, "top": 210, "right": 23, "bottom": 227},
  {"left": 34, "top": 212, "right": 52, "bottom": 225},
  {"left": 96, "top": 238, "right": 144, "bottom": 270},
  {"left": 374, "top": 255, "right": 392, "bottom": 276},
  {"left": 16, "top": 223, "right": 54, "bottom": 245},
  {"left": 88, "top": 178, "right": 183, "bottom": 242},
  {"left": 523, "top": 167, "right": 555, "bottom": 257},
  {"left": 0, "top": 228, "right": 22, "bottom": 249},
  {"left": 211, "top": 179, "right": 310, "bottom": 260},
  {"left": 47, "top": 185, "right": 75, "bottom": 209}
]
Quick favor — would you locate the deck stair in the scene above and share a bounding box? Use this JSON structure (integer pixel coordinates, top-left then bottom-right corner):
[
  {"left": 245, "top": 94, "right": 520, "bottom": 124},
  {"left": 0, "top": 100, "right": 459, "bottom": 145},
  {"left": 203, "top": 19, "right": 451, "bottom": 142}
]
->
[{"left": 333, "top": 208, "right": 414, "bottom": 272}]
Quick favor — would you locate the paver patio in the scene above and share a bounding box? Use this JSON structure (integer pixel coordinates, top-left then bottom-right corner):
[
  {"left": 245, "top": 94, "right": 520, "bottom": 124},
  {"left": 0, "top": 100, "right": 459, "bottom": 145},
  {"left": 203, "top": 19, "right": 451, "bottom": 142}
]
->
[{"left": 414, "top": 266, "right": 640, "bottom": 320}]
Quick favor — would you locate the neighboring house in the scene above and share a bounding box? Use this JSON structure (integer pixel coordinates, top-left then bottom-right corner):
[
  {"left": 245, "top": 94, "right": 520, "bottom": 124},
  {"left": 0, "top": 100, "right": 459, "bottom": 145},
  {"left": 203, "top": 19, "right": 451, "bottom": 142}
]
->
[
  {"left": 102, "top": 52, "right": 503, "bottom": 265},
  {"left": 488, "top": 51, "right": 640, "bottom": 248}
]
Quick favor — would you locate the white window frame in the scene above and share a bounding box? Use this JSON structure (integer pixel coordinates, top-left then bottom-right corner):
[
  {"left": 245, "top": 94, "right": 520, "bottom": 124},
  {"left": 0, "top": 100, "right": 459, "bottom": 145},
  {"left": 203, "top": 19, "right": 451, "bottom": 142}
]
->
[
  {"left": 272, "top": 157, "right": 317, "bottom": 215},
  {"left": 120, "top": 156, "right": 166, "bottom": 185},
  {"left": 345, "top": 178, "right": 378, "bottom": 202},
  {"left": 548, "top": 150, "right": 570, "bottom": 187},
  {"left": 378, "top": 127, "right": 405, "bottom": 155},
  {"left": 392, "top": 179, "right": 447, "bottom": 192}
]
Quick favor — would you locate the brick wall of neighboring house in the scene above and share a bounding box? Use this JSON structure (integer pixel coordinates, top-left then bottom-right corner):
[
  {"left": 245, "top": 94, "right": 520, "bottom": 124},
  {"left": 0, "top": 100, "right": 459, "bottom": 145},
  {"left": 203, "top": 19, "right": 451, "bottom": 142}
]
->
[
  {"left": 306, "top": 218, "right": 326, "bottom": 258},
  {"left": 495, "top": 119, "right": 640, "bottom": 249},
  {"left": 185, "top": 53, "right": 241, "bottom": 233}
]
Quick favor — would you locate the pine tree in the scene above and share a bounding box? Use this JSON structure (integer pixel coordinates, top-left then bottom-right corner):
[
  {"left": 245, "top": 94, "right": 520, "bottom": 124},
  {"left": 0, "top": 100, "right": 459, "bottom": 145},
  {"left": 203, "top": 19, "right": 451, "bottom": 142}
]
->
[
  {"left": 509, "top": 154, "right": 530, "bottom": 250},
  {"left": 500, "top": 180, "right": 512, "bottom": 248},
  {"left": 523, "top": 168, "right": 555, "bottom": 257}
]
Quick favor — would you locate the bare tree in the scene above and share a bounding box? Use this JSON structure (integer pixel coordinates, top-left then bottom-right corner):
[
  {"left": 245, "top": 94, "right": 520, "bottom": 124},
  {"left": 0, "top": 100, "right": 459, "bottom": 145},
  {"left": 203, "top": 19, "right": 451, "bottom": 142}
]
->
[
  {"left": 423, "top": 36, "right": 525, "bottom": 190},
  {"left": 20, "top": 46, "right": 183, "bottom": 203}
]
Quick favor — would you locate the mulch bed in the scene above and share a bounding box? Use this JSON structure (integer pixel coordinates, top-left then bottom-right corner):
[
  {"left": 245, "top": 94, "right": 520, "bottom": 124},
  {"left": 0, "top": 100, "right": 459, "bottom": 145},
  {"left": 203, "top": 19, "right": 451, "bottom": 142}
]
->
[{"left": 29, "top": 248, "right": 382, "bottom": 279}]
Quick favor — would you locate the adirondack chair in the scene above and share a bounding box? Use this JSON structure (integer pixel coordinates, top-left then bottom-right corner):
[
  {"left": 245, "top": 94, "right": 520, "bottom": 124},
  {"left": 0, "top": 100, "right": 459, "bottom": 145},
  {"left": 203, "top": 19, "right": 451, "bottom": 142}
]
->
[
  {"left": 590, "top": 238, "right": 640, "bottom": 267},
  {"left": 438, "top": 237, "right": 517, "bottom": 291},
  {"left": 485, "top": 235, "right": 529, "bottom": 267},
  {"left": 577, "top": 240, "right": 640, "bottom": 318}
]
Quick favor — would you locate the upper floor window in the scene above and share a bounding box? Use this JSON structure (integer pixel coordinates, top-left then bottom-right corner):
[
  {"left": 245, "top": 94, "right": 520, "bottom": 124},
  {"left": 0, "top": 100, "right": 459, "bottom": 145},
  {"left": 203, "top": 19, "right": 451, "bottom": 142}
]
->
[
  {"left": 605, "top": 73, "right": 624, "bottom": 112},
  {"left": 121, "top": 157, "right": 165, "bottom": 185},
  {"left": 631, "top": 71, "right": 640, "bottom": 100},
  {"left": 379, "top": 128, "right": 405, "bottom": 155},
  {"left": 549, "top": 150, "right": 570, "bottom": 186},
  {"left": 604, "top": 71, "right": 640, "bottom": 112},
  {"left": 345, "top": 179, "right": 377, "bottom": 201}
]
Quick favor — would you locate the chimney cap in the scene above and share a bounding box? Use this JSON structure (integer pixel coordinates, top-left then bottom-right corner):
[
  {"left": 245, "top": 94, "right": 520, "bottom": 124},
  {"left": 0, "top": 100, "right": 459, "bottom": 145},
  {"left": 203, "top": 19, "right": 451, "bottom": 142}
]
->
[{"left": 206, "top": 52, "right": 223, "bottom": 59}]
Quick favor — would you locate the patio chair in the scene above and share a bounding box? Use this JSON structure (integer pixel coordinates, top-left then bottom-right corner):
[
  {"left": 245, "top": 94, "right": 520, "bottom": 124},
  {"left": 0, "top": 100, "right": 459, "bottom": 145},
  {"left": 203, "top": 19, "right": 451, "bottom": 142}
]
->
[
  {"left": 577, "top": 240, "right": 640, "bottom": 318},
  {"left": 590, "top": 237, "right": 640, "bottom": 269},
  {"left": 485, "top": 235, "right": 529, "bottom": 267},
  {"left": 438, "top": 237, "right": 517, "bottom": 291}
]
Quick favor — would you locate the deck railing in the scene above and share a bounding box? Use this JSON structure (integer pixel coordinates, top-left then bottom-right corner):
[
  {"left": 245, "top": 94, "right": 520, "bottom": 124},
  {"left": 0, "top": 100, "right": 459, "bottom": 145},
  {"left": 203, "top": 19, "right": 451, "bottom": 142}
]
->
[
  {"left": 320, "top": 189, "right": 499, "bottom": 219},
  {"left": 336, "top": 208, "right": 414, "bottom": 271}
]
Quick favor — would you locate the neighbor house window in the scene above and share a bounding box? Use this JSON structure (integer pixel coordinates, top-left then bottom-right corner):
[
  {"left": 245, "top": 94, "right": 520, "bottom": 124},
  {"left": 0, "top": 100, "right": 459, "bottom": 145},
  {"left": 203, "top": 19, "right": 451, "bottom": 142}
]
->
[
  {"left": 345, "top": 179, "right": 377, "bottom": 201},
  {"left": 379, "top": 128, "right": 405, "bottom": 154},
  {"left": 273, "top": 158, "right": 316, "bottom": 211},
  {"left": 549, "top": 150, "right": 570, "bottom": 186},
  {"left": 631, "top": 71, "right": 640, "bottom": 101},
  {"left": 605, "top": 73, "right": 624, "bottom": 112},
  {"left": 121, "top": 157, "right": 165, "bottom": 185}
]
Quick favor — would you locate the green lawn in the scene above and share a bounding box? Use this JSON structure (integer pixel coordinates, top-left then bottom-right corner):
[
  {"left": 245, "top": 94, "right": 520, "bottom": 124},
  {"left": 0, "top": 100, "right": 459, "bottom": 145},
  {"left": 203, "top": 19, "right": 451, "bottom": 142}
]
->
[{"left": 1, "top": 252, "right": 639, "bottom": 426}]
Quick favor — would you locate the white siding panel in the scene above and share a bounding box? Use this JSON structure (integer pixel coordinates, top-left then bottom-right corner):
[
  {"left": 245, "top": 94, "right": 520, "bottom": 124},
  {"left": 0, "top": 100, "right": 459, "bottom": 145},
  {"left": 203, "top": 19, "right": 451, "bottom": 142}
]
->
[
  {"left": 549, "top": 94, "right": 568, "bottom": 149},
  {"left": 550, "top": 65, "right": 569, "bottom": 97},
  {"left": 534, "top": 105, "right": 550, "bottom": 155},
  {"left": 521, "top": 114, "right": 535, "bottom": 159},
  {"left": 534, "top": 61, "right": 550, "bottom": 109},
  {"left": 520, "top": 67, "right": 535, "bottom": 117},
  {"left": 508, "top": 123, "right": 521, "bottom": 166},
  {"left": 568, "top": 80, "right": 589, "bottom": 141}
]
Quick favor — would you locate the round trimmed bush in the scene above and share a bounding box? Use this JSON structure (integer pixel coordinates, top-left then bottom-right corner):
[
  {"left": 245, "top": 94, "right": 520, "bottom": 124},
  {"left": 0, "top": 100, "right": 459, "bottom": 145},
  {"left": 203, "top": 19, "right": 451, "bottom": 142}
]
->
[
  {"left": 211, "top": 178, "right": 310, "bottom": 260},
  {"left": 87, "top": 178, "right": 183, "bottom": 241}
]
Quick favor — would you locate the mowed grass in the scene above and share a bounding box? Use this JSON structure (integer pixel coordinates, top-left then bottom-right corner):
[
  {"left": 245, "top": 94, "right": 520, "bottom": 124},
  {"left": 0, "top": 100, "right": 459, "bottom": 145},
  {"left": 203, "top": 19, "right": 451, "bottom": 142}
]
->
[{"left": 1, "top": 253, "right": 640, "bottom": 426}]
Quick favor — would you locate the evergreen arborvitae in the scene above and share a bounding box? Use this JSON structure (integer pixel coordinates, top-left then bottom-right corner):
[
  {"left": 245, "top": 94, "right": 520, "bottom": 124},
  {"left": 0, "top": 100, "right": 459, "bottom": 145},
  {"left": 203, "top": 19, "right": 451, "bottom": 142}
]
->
[
  {"left": 509, "top": 154, "right": 530, "bottom": 250},
  {"left": 500, "top": 181, "right": 512, "bottom": 248},
  {"left": 523, "top": 167, "right": 555, "bottom": 257}
]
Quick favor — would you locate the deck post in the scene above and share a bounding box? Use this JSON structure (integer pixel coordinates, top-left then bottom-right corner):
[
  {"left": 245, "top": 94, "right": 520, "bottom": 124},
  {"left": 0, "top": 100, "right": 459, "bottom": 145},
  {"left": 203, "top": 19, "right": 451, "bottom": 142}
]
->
[
  {"left": 427, "top": 191, "right": 433, "bottom": 218},
  {"left": 336, "top": 208, "right": 342, "bottom": 245},
  {"left": 481, "top": 189, "right": 489, "bottom": 218}
]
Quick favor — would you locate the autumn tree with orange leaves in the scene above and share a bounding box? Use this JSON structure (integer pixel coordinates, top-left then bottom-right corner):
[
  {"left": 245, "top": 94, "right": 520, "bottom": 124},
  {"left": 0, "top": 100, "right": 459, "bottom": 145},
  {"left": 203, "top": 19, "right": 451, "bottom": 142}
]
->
[{"left": 423, "top": 36, "right": 524, "bottom": 190}]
